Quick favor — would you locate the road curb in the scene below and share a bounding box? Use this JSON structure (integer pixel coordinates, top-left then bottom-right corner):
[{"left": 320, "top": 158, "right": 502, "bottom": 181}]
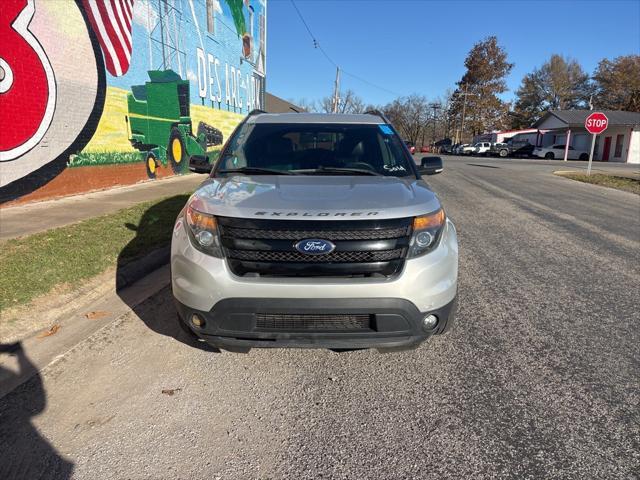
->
[{"left": 116, "top": 245, "right": 171, "bottom": 291}]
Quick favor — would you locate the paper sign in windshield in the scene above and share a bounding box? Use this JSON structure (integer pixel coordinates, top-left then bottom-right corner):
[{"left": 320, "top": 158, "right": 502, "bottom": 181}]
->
[{"left": 379, "top": 124, "right": 393, "bottom": 135}]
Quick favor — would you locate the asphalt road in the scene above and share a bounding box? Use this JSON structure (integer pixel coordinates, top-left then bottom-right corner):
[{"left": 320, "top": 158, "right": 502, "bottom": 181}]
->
[{"left": 1, "top": 156, "right": 639, "bottom": 479}]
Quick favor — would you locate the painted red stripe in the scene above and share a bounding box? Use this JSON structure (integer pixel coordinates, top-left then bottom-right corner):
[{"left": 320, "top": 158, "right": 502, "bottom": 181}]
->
[
  {"left": 95, "top": 0, "right": 129, "bottom": 74},
  {"left": 81, "top": 0, "right": 117, "bottom": 75},
  {"left": 110, "top": 0, "right": 131, "bottom": 51},
  {"left": 118, "top": 0, "right": 132, "bottom": 30},
  {"left": 123, "top": 0, "right": 133, "bottom": 27},
  {"left": 81, "top": 0, "right": 135, "bottom": 76}
]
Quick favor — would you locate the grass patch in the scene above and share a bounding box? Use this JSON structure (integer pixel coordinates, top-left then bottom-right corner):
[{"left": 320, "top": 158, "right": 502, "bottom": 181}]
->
[
  {"left": 68, "top": 151, "right": 144, "bottom": 167},
  {"left": 69, "top": 149, "right": 221, "bottom": 168},
  {"left": 0, "top": 194, "right": 190, "bottom": 311},
  {"left": 557, "top": 172, "right": 640, "bottom": 195}
]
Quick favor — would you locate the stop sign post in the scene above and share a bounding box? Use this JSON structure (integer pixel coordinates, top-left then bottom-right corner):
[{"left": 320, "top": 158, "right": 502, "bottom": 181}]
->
[{"left": 585, "top": 112, "right": 609, "bottom": 175}]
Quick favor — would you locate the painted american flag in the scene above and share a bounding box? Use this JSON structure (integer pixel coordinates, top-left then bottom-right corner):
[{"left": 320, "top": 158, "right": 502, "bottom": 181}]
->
[{"left": 81, "top": 0, "right": 135, "bottom": 77}]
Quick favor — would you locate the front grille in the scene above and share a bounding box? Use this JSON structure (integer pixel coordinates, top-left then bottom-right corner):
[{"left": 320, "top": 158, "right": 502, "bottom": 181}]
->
[
  {"left": 227, "top": 248, "right": 404, "bottom": 263},
  {"left": 256, "top": 313, "right": 371, "bottom": 331},
  {"left": 218, "top": 216, "right": 412, "bottom": 278},
  {"left": 222, "top": 226, "right": 410, "bottom": 241}
]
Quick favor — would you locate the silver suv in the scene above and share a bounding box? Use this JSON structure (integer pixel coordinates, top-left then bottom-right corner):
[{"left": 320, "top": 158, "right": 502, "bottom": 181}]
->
[{"left": 171, "top": 111, "right": 458, "bottom": 351}]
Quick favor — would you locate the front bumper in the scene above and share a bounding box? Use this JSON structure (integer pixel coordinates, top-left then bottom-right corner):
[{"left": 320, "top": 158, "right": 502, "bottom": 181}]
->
[
  {"left": 176, "top": 296, "right": 457, "bottom": 349},
  {"left": 171, "top": 218, "right": 458, "bottom": 349}
]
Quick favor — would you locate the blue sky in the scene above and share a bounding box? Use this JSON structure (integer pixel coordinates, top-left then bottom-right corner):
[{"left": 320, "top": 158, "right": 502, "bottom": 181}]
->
[{"left": 266, "top": 0, "right": 640, "bottom": 106}]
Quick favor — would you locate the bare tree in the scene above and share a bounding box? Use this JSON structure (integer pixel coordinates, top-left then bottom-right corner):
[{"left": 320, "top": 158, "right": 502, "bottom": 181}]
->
[
  {"left": 320, "top": 89, "right": 366, "bottom": 114},
  {"left": 287, "top": 97, "right": 318, "bottom": 112},
  {"left": 382, "top": 95, "right": 430, "bottom": 145}
]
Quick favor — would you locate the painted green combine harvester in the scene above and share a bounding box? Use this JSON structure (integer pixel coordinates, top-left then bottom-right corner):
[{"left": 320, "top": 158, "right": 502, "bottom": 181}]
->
[{"left": 126, "top": 70, "right": 223, "bottom": 177}]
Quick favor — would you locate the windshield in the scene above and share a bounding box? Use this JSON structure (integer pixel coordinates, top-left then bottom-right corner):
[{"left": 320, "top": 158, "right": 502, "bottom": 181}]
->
[{"left": 215, "top": 123, "right": 416, "bottom": 177}]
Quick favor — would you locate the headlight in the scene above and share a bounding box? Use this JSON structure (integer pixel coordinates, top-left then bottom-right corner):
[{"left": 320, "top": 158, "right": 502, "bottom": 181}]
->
[
  {"left": 184, "top": 200, "right": 223, "bottom": 257},
  {"left": 408, "top": 209, "right": 446, "bottom": 258}
]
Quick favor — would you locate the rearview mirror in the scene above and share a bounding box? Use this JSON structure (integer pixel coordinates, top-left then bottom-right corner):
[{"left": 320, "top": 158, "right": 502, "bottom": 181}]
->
[{"left": 420, "top": 156, "right": 443, "bottom": 175}]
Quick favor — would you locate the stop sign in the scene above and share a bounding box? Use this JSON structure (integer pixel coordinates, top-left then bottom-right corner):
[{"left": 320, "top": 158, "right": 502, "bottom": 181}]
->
[{"left": 585, "top": 112, "right": 609, "bottom": 134}]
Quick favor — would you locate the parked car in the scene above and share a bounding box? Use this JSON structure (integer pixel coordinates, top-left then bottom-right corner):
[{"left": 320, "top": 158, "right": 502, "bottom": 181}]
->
[
  {"left": 460, "top": 144, "right": 476, "bottom": 155},
  {"left": 420, "top": 146, "right": 430, "bottom": 153},
  {"left": 532, "top": 145, "right": 589, "bottom": 160},
  {"left": 405, "top": 140, "right": 416, "bottom": 154},
  {"left": 440, "top": 144, "right": 453, "bottom": 154},
  {"left": 491, "top": 140, "right": 535, "bottom": 158},
  {"left": 171, "top": 111, "right": 458, "bottom": 351},
  {"left": 453, "top": 144, "right": 469, "bottom": 155},
  {"left": 473, "top": 142, "right": 492, "bottom": 156},
  {"left": 488, "top": 142, "right": 509, "bottom": 157}
]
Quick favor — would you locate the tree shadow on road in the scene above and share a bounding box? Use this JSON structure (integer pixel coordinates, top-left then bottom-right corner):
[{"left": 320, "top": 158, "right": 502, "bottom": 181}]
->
[
  {"left": 0, "top": 342, "right": 74, "bottom": 479},
  {"left": 115, "top": 196, "right": 218, "bottom": 353}
]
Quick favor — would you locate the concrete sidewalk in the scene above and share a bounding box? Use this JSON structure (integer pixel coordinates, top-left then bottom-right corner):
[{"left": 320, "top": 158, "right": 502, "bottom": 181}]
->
[{"left": 0, "top": 174, "right": 204, "bottom": 240}]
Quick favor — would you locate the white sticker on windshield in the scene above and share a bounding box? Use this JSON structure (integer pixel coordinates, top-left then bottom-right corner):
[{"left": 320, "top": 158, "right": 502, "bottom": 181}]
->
[{"left": 384, "top": 165, "right": 406, "bottom": 172}]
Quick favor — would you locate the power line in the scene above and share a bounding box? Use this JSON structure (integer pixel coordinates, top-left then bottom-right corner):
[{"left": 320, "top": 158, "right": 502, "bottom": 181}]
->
[
  {"left": 289, "top": 0, "right": 401, "bottom": 97},
  {"left": 341, "top": 69, "right": 402, "bottom": 97},
  {"left": 289, "top": 0, "right": 337, "bottom": 68}
]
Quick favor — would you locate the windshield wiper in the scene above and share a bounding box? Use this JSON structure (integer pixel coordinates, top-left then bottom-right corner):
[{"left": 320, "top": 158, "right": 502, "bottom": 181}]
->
[
  {"left": 294, "top": 167, "right": 382, "bottom": 176},
  {"left": 217, "top": 167, "right": 297, "bottom": 175}
]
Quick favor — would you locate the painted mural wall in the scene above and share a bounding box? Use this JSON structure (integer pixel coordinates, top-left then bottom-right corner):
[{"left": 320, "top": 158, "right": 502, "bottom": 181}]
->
[{"left": 0, "top": 0, "right": 266, "bottom": 205}]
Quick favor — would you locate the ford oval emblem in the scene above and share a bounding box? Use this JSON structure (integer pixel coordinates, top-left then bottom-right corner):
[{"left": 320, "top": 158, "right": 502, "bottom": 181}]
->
[{"left": 294, "top": 239, "right": 336, "bottom": 255}]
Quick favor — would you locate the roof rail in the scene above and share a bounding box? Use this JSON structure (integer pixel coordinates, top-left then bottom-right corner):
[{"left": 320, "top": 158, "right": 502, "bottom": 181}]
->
[
  {"left": 364, "top": 109, "right": 391, "bottom": 124},
  {"left": 247, "top": 109, "right": 267, "bottom": 117}
]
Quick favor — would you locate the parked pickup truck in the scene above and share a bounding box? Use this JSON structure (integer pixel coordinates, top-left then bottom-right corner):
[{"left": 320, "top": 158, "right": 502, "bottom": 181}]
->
[
  {"left": 490, "top": 140, "right": 535, "bottom": 158},
  {"left": 171, "top": 111, "right": 459, "bottom": 351},
  {"left": 473, "top": 142, "right": 492, "bottom": 156}
]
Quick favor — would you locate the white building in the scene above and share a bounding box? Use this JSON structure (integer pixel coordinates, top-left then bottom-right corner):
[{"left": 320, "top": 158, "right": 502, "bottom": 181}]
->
[
  {"left": 533, "top": 110, "right": 640, "bottom": 163},
  {"left": 473, "top": 128, "right": 541, "bottom": 145}
]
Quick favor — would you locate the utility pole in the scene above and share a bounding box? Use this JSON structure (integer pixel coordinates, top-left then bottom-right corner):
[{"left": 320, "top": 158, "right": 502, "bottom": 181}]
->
[
  {"left": 459, "top": 83, "right": 469, "bottom": 144},
  {"left": 453, "top": 83, "right": 476, "bottom": 145},
  {"left": 332, "top": 67, "right": 340, "bottom": 113},
  {"left": 429, "top": 103, "right": 441, "bottom": 146}
]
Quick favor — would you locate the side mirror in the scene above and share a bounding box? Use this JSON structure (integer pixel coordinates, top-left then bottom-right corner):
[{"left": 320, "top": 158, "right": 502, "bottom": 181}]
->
[{"left": 420, "top": 156, "right": 443, "bottom": 175}]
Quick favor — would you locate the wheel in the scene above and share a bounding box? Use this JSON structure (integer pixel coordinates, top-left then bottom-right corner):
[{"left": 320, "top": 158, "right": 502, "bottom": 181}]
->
[
  {"left": 168, "top": 127, "right": 187, "bottom": 174},
  {"left": 499, "top": 149, "right": 508, "bottom": 158},
  {"left": 579, "top": 153, "right": 589, "bottom": 160},
  {"left": 544, "top": 152, "right": 554, "bottom": 159},
  {"left": 145, "top": 152, "right": 158, "bottom": 179}
]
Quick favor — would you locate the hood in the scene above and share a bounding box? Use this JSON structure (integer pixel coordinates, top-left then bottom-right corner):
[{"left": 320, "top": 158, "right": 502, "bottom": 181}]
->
[{"left": 190, "top": 175, "right": 441, "bottom": 220}]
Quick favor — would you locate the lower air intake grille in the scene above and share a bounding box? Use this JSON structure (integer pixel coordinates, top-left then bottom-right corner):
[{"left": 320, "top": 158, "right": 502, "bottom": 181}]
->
[
  {"left": 227, "top": 249, "right": 404, "bottom": 263},
  {"left": 256, "top": 313, "right": 371, "bottom": 331}
]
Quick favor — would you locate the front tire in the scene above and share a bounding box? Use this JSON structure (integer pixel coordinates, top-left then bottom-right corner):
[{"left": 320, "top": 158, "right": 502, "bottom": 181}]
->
[
  {"left": 145, "top": 152, "right": 158, "bottom": 179},
  {"left": 545, "top": 152, "right": 555, "bottom": 159},
  {"left": 168, "top": 127, "right": 187, "bottom": 174},
  {"left": 499, "top": 149, "right": 508, "bottom": 158},
  {"left": 579, "top": 153, "right": 589, "bottom": 160}
]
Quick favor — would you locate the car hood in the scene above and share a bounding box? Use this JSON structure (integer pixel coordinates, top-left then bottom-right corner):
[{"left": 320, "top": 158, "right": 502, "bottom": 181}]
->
[{"left": 189, "top": 175, "right": 441, "bottom": 220}]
